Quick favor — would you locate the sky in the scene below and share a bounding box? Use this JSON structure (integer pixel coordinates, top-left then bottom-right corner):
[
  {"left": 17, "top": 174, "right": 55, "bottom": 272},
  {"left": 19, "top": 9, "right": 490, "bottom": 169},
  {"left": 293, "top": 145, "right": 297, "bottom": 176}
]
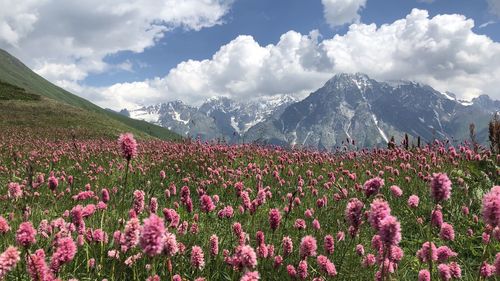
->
[{"left": 1, "top": 0, "right": 500, "bottom": 110}]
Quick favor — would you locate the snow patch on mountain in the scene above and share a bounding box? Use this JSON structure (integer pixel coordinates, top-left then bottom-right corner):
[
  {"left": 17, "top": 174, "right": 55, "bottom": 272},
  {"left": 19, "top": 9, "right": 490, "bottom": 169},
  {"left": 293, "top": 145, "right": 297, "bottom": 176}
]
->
[{"left": 372, "top": 114, "right": 388, "bottom": 143}]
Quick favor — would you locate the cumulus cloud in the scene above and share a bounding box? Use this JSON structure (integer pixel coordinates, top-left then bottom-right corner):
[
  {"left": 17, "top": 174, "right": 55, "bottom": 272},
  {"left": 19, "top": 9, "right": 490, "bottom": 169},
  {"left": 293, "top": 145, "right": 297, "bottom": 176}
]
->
[
  {"left": 85, "top": 30, "right": 333, "bottom": 109},
  {"left": 321, "top": 0, "right": 367, "bottom": 27},
  {"left": 0, "top": 0, "right": 233, "bottom": 87},
  {"left": 322, "top": 9, "right": 500, "bottom": 100},
  {"left": 0, "top": 0, "right": 42, "bottom": 46},
  {"left": 94, "top": 8, "right": 500, "bottom": 110}
]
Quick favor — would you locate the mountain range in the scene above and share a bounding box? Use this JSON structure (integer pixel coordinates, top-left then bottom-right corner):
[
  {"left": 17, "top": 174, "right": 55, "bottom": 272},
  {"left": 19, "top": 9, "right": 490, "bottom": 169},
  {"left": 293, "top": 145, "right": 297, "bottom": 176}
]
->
[
  {"left": 2, "top": 46, "right": 496, "bottom": 149},
  {"left": 122, "top": 73, "right": 499, "bottom": 150},
  {"left": 120, "top": 95, "right": 296, "bottom": 142}
]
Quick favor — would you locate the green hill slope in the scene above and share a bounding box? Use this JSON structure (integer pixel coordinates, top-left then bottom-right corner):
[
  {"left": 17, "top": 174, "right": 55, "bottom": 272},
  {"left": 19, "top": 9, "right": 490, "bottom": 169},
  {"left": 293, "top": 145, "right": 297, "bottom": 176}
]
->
[{"left": 0, "top": 49, "right": 179, "bottom": 140}]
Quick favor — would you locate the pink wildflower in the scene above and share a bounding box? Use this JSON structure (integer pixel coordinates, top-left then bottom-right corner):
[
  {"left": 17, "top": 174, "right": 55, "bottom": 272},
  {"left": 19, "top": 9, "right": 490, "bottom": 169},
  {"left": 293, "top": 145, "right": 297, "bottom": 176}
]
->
[
  {"left": 297, "top": 260, "right": 308, "bottom": 279},
  {"left": 7, "top": 183, "right": 22, "bottom": 199},
  {"left": 418, "top": 269, "right": 430, "bottom": 281},
  {"left": 268, "top": 209, "right": 281, "bottom": 231},
  {"left": 118, "top": 133, "right": 137, "bottom": 160},
  {"left": 439, "top": 223, "right": 455, "bottom": 241},
  {"left": 408, "top": 195, "right": 420, "bottom": 208},
  {"left": 234, "top": 245, "right": 257, "bottom": 269},
  {"left": 417, "top": 242, "right": 437, "bottom": 263},
  {"left": 379, "top": 215, "right": 401, "bottom": 245},
  {"left": 282, "top": 236, "right": 293, "bottom": 256},
  {"left": 133, "top": 190, "right": 145, "bottom": 214},
  {"left": 286, "top": 265, "right": 296, "bottom": 278},
  {"left": 437, "top": 263, "right": 451, "bottom": 281},
  {"left": 209, "top": 234, "right": 219, "bottom": 256},
  {"left": 50, "top": 236, "right": 76, "bottom": 273},
  {"left": 163, "top": 233, "right": 178, "bottom": 256},
  {"left": 27, "top": 249, "right": 54, "bottom": 281},
  {"left": 494, "top": 253, "right": 500, "bottom": 276},
  {"left": 430, "top": 173, "right": 452, "bottom": 202},
  {"left": 368, "top": 198, "right": 391, "bottom": 231},
  {"left": 363, "top": 177, "right": 384, "bottom": 197},
  {"left": 482, "top": 186, "right": 500, "bottom": 227},
  {"left": 240, "top": 271, "right": 260, "bottom": 281},
  {"left": 345, "top": 198, "right": 364, "bottom": 229},
  {"left": 324, "top": 235, "right": 334, "bottom": 254},
  {"left": 0, "top": 217, "right": 10, "bottom": 234},
  {"left": 431, "top": 207, "right": 444, "bottom": 228},
  {"left": 362, "top": 254, "right": 376, "bottom": 267},
  {"left": 299, "top": 235, "right": 317, "bottom": 259},
  {"left": 0, "top": 246, "right": 20, "bottom": 280},
  {"left": 200, "top": 195, "right": 215, "bottom": 213},
  {"left": 317, "top": 255, "right": 337, "bottom": 276},
  {"left": 149, "top": 197, "right": 158, "bottom": 214},
  {"left": 356, "top": 244, "right": 364, "bottom": 256},
  {"left": 16, "top": 222, "right": 37, "bottom": 247},
  {"left": 312, "top": 219, "right": 321, "bottom": 230},
  {"left": 122, "top": 217, "right": 140, "bottom": 252},
  {"left": 274, "top": 255, "right": 283, "bottom": 268},
  {"left": 449, "top": 262, "right": 461, "bottom": 278},
  {"left": 294, "top": 219, "right": 306, "bottom": 230},
  {"left": 101, "top": 188, "right": 110, "bottom": 203},
  {"left": 139, "top": 214, "right": 165, "bottom": 256},
  {"left": 480, "top": 262, "right": 494, "bottom": 278},
  {"left": 48, "top": 176, "right": 58, "bottom": 192},
  {"left": 191, "top": 246, "right": 205, "bottom": 269},
  {"left": 390, "top": 185, "right": 403, "bottom": 197}
]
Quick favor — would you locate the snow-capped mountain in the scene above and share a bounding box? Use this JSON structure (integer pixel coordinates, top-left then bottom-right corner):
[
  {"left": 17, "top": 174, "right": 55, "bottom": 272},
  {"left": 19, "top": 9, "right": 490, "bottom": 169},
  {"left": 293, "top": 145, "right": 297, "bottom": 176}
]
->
[
  {"left": 121, "top": 94, "right": 297, "bottom": 141},
  {"left": 244, "top": 73, "right": 498, "bottom": 149},
  {"left": 122, "top": 73, "right": 498, "bottom": 149}
]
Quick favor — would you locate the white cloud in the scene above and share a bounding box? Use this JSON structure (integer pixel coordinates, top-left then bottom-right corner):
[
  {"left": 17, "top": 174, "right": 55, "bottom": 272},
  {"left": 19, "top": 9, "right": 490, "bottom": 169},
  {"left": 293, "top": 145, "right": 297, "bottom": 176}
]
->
[
  {"left": 479, "top": 20, "right": 496, "bottom": 28},
  {"left": 86, "top": 30, "right": 333, "bottom": 109},
  {"left": 36, "top": 63, "right": 89, "bottom": 83},
  {"left": 488, "top": 0, "right": 500, "bottom": 17},
  {"left": 94, "top": 8, "right": 500, "bottom": 110},
  {"left": 3, "top": 3, "right": 500, "bottom": 111},
  {"left": 0, "top": 0, "right": 233, "bottom": 88},
  {"left": 321, "top": 0, "right": 367, "bottom": 27},
  {"left": 322, "top": 9, "right": 500, "bottom": 100},
  {"left": 0, "top": 0, "right": 43, "bottom": 46}
]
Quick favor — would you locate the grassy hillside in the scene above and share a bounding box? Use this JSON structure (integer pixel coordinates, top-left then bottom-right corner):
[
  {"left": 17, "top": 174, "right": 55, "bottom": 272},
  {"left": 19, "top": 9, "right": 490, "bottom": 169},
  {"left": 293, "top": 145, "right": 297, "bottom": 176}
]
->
[{"left": 0, "top": 49, "right": 179, "bottom": 140}]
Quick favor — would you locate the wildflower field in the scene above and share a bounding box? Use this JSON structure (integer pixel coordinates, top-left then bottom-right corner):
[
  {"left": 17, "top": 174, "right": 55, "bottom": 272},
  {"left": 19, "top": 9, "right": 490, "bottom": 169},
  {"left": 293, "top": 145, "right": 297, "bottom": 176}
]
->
[{"left": 0, "top": 130, "right": 499, "bottom": 281}]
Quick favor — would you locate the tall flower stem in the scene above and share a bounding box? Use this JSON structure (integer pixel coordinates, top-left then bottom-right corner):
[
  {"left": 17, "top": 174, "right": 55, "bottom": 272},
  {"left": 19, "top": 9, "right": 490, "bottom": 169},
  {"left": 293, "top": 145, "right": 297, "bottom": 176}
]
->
[
  {"left": 476, "top": 240, "right": 492, "bottom": 281},
  {"left": 427, "top": 205, "right": 436, "bottom": 280},
  {"left": 124, "top": 158, "right": 130, "bottom": 188}
]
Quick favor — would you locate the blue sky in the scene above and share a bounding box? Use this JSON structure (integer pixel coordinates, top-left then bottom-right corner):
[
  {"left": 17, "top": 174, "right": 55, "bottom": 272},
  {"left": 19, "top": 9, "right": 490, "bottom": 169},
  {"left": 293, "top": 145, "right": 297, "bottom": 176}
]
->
[
  {"left": 1, "top": 0, "right": 500, "bottom": 109},
  {"left": 90, "top": 0, "right": 500, "bottom": 87}
]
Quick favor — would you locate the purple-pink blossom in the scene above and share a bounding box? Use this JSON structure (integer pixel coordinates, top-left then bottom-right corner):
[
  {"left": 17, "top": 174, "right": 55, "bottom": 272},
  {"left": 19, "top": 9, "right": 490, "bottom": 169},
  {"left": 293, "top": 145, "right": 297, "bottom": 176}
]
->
[
  {"left": 430, "top": 173, "right": 452, "bottom": 202},
  {"left": 139, "top": 214, "right": 165, "bottom": 256},
  {"left": 118, "top": 133, "right": 138, "bottom": 161}
]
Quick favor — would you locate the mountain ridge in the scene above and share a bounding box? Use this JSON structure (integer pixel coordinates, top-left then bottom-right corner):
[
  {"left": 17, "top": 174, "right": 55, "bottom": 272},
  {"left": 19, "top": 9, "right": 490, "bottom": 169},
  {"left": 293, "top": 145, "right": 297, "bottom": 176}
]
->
[
  {"left": 123, "top": 72, "right": 498, "bottom": 149},
  {"left": 122, "top": 94, "right": 297, "bottom": 141},
  {"left": 0, "top": 48, "right": 179, "bottom": 140}
]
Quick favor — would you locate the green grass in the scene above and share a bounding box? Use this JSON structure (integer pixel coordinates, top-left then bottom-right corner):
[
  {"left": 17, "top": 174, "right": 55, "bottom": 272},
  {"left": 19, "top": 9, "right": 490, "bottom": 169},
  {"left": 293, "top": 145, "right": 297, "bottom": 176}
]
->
[
  {"left": 0, "top": 137, "right": 497, "bottom": 280},
  {"left": 0, "top": 48, "right": 179, "bottom": 140},
  {"left": 0, "top": 97, "right": 150, "bottom": 139},
  {"left": 0, "top": 80, "right": 40, "bottom": 101}
]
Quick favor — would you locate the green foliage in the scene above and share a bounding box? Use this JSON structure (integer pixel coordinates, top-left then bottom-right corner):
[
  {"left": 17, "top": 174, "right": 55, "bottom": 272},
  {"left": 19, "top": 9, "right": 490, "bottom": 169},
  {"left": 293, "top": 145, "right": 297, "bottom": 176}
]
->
[
  {"left": 0, "top": 48, "right": 179, "bottom": 140},
  {"left": 0, "top": 138, "right": 498, "bottom": 280},
  {"left": 0, "top": 80, "right": 40, "bottom": 101}
]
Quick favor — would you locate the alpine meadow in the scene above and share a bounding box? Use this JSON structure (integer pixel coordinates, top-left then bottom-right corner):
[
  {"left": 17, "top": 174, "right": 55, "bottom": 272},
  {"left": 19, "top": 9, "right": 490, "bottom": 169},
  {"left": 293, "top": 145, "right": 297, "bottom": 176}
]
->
[{"left": 0, "top": 0, "right": 500, "bottom": 281}]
